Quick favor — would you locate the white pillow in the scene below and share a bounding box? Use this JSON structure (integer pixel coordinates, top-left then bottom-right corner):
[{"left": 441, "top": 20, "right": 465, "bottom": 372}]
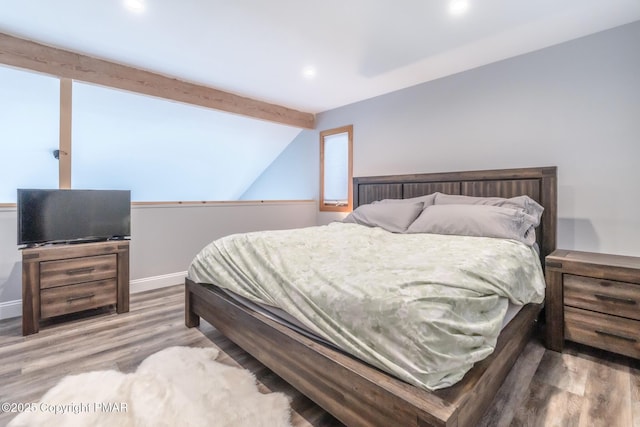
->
[{"left": 373, "top": 193, "right": 436, "bottom": 207}]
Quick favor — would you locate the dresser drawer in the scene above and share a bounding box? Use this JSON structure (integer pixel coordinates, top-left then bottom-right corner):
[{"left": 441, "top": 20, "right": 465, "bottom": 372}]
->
[
  {"left": 565, "top": 306, "right": 640, "bottom": 359},
  {"left": 40, "top": 254, "right": 117, "bottom": 289},
  {"left": 40, "top": 278, "right": 117, "bottom": 319},
  {"left": 564, "top": 274, "right": 640, "bottom": 320}
]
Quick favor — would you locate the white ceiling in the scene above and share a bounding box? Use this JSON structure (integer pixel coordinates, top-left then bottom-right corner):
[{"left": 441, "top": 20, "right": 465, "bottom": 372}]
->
[{"left": 1, "top": 0, "right": 640, "bottom": 114}]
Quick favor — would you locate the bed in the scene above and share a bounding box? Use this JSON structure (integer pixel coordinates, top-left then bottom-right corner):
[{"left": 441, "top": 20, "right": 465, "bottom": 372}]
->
[{"left": 185, "top": 166, "right": 557, "bottom": 427}]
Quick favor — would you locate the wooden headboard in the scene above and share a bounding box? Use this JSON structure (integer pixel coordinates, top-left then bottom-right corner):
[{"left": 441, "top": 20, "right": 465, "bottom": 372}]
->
[{"left": 353, "top": 166, "right": 557, "bottom": 261}]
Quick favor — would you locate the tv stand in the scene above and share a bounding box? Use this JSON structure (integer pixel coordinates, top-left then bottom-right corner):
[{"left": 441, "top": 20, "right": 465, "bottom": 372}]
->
[{"left": 22, "top": 240, "right": 130, "bottom": 335}]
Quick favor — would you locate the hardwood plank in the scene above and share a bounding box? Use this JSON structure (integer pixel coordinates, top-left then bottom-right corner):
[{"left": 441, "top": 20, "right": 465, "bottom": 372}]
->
[
  {"left": 0, "top": 284, "right": 636, "bottom": 427},
  {"left": 0, "top": 32, "right": 315, "bottom": 129},
  {"left": 533, "top": 345, "right": 591, "bottom": 396},
  {"left": 511, "top": 378, "right": 583, "bottom": 427},
  {"left": 578, "top": 354, "right": 632, "bottom": 427},
  {"left": 631, "top": 363, "right": 640, "bottom": 427},
  {"left": 476, "top": 339, "right": 547, "bottom": 427}
]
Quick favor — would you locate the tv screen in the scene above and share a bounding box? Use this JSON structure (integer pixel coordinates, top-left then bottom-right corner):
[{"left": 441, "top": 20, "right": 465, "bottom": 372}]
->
[{"left": 17, "top": 189, "right": 131, "bottom": 246}]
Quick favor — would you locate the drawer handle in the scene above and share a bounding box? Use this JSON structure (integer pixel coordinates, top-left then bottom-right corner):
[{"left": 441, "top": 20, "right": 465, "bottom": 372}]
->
[
  {"left": 66, "top": 267, "right": 95, "bottom": 275},
  {"left": 594, "top": 293, "right": 637, "bottom": 305},
  {"left": 595, "top": 330, "right": 637, "bottom": 343},
  {"left": 66, "top": 293, "right": 95, "bottom": 303}
]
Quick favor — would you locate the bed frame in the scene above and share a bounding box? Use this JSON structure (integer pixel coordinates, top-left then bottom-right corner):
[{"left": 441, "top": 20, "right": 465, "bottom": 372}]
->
[{"left": 185, "top": 166, "right": 557, "bottom": 427}]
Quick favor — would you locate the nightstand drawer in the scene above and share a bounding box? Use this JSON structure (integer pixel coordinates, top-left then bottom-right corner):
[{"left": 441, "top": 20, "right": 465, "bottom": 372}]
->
[
  {"left": 565, "top": 306, "right": 640, "bottom": 359},
  {"left": 564, "top": 274, "right": 640, "bottom": 320},
  {"left": 40, "top": 278, "right": 117, "bottom": 318},
  {"left": 40, "top": 254, "right": 117, "bottom": 289}
]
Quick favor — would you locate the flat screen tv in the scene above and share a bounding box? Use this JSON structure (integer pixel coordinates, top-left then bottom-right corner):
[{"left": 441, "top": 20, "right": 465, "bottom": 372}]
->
[{"left": 17, "top": 189, "right": 131, "bottom": 246}]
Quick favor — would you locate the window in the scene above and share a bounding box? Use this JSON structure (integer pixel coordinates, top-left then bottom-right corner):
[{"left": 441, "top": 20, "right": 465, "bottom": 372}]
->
[
  {"left": 72, "top": 82, "right": 301, "bottom": 201},
  {"left": 0, "top": 66, "right": 60, "bottom": 202},
  {"left": 0, "top": 60, "right": 304, "bottom": 204},
  {"left": 320, "top": 125, "right": 353, "bottom": 212}
]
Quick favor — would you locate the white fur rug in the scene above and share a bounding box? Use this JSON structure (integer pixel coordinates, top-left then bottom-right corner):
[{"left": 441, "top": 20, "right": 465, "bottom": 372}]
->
[{"left": 9, "top": 346, "right": 292, "bottom": 427}]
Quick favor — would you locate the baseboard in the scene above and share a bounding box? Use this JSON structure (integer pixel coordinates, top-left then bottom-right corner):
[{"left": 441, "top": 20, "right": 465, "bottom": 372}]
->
[
  {"left": 0, "top": 300, "right": 22, "bottom": 320},
  {"left": 130, "top": 271, "right": 187, "bottom": 294},
  {"left": 0, "top": 272, "right": 187, "bottom": 320}
]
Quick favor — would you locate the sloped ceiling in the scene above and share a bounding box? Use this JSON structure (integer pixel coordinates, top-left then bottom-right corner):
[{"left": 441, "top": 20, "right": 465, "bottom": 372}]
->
[
  {"left": 2, "top": 0, "right": 639, "bottom": 113},
  {"left": 1, "top": 1, "right": 639, "bottom": 199}
]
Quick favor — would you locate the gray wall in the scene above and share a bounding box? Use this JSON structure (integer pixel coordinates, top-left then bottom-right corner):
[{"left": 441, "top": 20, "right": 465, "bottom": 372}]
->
[
  {"left": 0, "top": 201, "right": 316, "bottom": 318},
  {"left": 128, "top": 202, "right": 316, "bottom": 278},
  {"left": 254, "top": 21, "right": 640, "bottom": 256}
]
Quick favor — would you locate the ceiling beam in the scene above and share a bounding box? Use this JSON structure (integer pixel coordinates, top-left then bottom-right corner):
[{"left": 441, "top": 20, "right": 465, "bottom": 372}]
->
[{"left": 0, "top": 32, "right": 315, "bottom": 129}]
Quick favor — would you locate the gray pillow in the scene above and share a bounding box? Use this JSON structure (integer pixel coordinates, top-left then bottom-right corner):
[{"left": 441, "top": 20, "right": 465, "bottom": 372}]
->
[
  {"left": 373, "top": 193, "right": 437, "bottom": 207},
  {"left": 434, "top": 193, "right": 543, "bottom": 226},
  {"left": 406, "top": 204, "right": 538, "bottom": 246},
  {"left": 342, "top": 202, "right": 424, "bottom": 233}
]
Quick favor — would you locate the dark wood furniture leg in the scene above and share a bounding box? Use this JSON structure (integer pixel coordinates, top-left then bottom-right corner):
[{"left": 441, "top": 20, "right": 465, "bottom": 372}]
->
[
  {"left": 116, "top": 243, "right": 130, "bottom": 314},
  {"left": 22, "top": 252, "right": 40, "bottom": 335},
  {"left": 545, "top": 268, "right": 564, "bottom": 352},
  {"left": 185, "top": 282, "right": 200, "bottom": 328}
]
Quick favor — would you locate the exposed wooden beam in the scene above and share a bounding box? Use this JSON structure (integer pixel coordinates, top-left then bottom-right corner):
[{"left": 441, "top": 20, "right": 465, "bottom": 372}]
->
[
  {"left": 0, "top": 32, "right": 315, "bottom": 129},
  {"left": 59, "top": 78, "right": 72, "bottom": 189}
]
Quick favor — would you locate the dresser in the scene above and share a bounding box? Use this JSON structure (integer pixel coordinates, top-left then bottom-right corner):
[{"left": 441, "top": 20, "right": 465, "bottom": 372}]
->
[
  {"left": 545, "top": 249, "right": 640, "bottom": 359},
  {"left": 22, "top": 240, "right": 130, "bottom": 335}
]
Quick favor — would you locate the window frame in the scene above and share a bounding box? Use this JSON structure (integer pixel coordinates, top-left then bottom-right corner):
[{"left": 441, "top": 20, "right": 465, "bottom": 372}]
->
[{"left": 319, "top": 125, "right": 353, "bottom": 212}]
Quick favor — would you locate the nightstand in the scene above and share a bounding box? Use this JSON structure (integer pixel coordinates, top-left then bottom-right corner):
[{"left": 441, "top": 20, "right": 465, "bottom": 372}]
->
[
  {"left": 545, "top": 249, "right": 640, "bottom": 359},
  {"left": 22, "top": 240, "right": 130, "bottom": 336}
]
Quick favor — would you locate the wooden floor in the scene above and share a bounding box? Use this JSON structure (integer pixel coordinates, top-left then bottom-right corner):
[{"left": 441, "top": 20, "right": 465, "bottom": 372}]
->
[{"left": 0, "top": 285, "right": 638, "bottom": 427}]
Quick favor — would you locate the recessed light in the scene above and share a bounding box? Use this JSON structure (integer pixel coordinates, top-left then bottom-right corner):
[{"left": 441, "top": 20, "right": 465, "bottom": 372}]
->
[
  {"left": 302, "top": 66, "right": 316, "bottom": 79},
  {"left": 449, "top": 0, "right": 469, "bottom": 16},
  {"left": 124, "top": 0, "right": 145, "bottom": 13}
]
